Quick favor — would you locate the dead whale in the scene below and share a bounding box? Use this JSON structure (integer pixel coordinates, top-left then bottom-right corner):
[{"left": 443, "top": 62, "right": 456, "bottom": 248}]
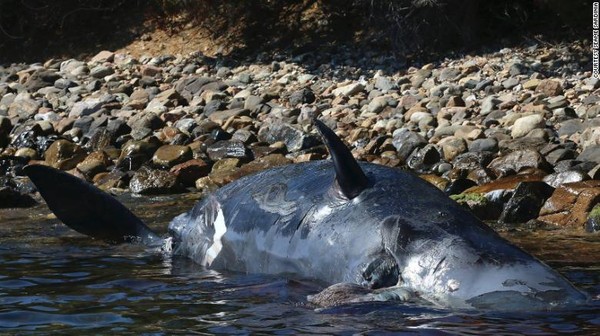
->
[{"left": 24, "top": 120, "right": 588, "bottom": 310}]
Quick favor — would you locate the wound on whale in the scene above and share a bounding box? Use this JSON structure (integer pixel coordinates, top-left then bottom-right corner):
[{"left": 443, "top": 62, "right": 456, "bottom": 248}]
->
[{"left": 24, "top": 119, "right": 588, "bottom": 310}]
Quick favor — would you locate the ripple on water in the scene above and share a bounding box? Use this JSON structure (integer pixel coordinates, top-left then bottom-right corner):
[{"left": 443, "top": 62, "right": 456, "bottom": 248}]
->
[{"left": 0, "top": 310, "right": 133, "bottom": 330}]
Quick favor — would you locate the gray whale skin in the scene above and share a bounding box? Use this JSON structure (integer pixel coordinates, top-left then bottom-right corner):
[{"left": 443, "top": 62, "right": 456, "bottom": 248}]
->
[{"left": 24, "top": 120, "right": 588, "bottom": 310}]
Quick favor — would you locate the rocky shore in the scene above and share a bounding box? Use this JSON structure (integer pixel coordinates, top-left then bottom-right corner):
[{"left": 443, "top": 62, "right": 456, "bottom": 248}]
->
[{"left": 1, "top": 41, "right": 599, "bottom": 232}]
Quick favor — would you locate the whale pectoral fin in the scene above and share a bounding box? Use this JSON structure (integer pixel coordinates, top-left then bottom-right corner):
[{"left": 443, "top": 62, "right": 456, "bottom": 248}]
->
[
  {"left": 307, "top": 283, "right": 371, "bottom": 308},
  {"left": 314, "top": 119, "right": 369, "bottom": 199},
  {"left": 308, "top": 283, "right": 417, "bottom": 308},
  {"left": 362, "top": 251, "right": 400, "bottom": 289},
  {"left": 24, "top": 164, "right": 162, "bottom": 246},
  {"left": 370, "top": 286, "right": 416, "bottom": 302}
]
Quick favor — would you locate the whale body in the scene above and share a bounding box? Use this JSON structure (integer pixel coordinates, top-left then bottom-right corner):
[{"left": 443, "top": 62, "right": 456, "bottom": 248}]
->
[{"left": 24, "top": 120, "right": 588, "bottom": 310}]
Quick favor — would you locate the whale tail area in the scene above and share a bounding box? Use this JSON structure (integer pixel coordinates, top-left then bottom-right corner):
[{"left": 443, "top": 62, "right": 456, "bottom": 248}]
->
[{"left": 24, "top": 164, "right": 163, "bottom": 246}]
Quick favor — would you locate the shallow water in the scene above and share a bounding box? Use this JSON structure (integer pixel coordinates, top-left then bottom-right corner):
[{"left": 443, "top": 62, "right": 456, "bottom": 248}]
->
[{"left": 1, "top": 193, "right": 599, "bottom": 335}]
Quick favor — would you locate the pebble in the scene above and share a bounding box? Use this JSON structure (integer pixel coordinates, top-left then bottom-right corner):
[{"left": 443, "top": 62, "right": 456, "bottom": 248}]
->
[
  {"left": 0, "top": 41, "right": 596, "bottom": 229},
  {"left": 511, "top": 114, "right": 545, "bottom": 138},
  {"left": 152, "top": 145, "right": 193, "bottom": 168}
]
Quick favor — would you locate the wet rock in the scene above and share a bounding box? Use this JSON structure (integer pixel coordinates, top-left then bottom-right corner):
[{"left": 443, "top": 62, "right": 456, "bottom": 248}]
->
[
  {"left": 488, "top": 149, "right": 549, "bottom": 177},
  {"left": 499, "top": 181, "right": 554, "bottom": 224},
  {"left": 0, "top": 156, "right": 28, "bottom": 177},
  {"left": 44, "top": 139, "right": 87, "bottom": 170},
  {"left": 0, "top": 116, "right": 11, "bottom": 147},
  {"left": 0, "top": 185, "right": 36, "bottom": 208},
  {"left": 420, "top": 174, "right": 449, "bottom": 191},
  {"left": 234, "top": 153, "right": 292, "bottom": 179},
  {"left": 444, "top": 178, "right": 477, "bottom": 195},
  {"left": 93, "top": 169, "right": 130, "bottom": 190},
  {"left": 209, "top": 128, "right": 232, "bottom": 142},
  {"left": 117, "top": 139, "right": 160, "bottom": 171},
  {"left": 195, "top": 176, "right": 219, "bottom": 193},
  {"left": 208, "top": 158, "right": 243, "bottom": 186},
  {"left": 14, "top": 147, "right": 38, "bottom": 160},
  {"left": 129, "top": 167, "right": 182, "bottom": 194},
  {"left": 407, "top": 144, "right": 441, "bottom": 173},
  {"left": 465, "top": 172, "right": 546, "bottom": 194},
  {"left": 206, "top": 140, "right": 252, "bottom": 161},
  {"left": 152, "top": 145, "right": 192, "bottom": 168},
  {"left": 450, "top": 193, "right": 501, "bottom": 220},
  {"left": 170, "top": 158, "right": 211, "bottom": 186},
  {"left": 538, "top": 180, "right": 600, "bottom": 229},
  {"left": 542, "top": 170, "right": 589, "bottom": 188},
  {"left": 258, "top": 122, "right": 319, "bottom": 152},
  {"left": 586, "top": 204, "right": 600, "bottom": 232},
  {"left": 76, "top": 151, "right": 111, "bottom": 180}
]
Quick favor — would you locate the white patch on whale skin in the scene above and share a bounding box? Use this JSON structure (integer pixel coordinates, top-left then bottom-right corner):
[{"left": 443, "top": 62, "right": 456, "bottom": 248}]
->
[{"left": 202, "top": 208, "right": 227, "bottom": 267}]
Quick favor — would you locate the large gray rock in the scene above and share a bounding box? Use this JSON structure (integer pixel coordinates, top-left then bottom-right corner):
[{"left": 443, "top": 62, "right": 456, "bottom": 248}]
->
[{"left": 488, "top": 149, "right": 550, "bottom": 177}]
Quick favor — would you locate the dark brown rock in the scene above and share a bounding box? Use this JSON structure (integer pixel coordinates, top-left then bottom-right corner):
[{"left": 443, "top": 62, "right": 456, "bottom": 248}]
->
[
  {"left": 538, "top": 180, "right": 600, "bottom": 229},
  {"left": 44, "top": 139, "right": 87, "bottom": 170}
]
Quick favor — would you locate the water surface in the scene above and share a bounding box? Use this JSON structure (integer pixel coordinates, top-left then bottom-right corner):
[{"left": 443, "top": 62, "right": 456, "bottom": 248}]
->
[{"left": 1, "top": 193, "right": 599, "bottom": 334}]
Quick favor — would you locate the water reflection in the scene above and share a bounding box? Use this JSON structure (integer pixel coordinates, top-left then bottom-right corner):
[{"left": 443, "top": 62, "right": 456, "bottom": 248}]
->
[{"left": 0, "top": 194, "right": 599, "bottom": 334}]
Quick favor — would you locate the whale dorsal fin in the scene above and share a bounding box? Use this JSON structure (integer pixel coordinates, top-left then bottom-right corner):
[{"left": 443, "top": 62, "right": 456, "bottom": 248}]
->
[
  {"left": 314, "top": 119, "right": 369, "bottom": 199},
  {"left": 24, "top": 164, "right": 162, "bottom": 246}
]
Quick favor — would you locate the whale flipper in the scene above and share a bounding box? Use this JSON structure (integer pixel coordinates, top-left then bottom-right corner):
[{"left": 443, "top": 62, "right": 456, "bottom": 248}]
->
[
  {"left": 24, "top": 164, "right": 162, "bottom": 246},
  {"left": 314, "top": 119, "right": 369, "bottom": 199}
]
